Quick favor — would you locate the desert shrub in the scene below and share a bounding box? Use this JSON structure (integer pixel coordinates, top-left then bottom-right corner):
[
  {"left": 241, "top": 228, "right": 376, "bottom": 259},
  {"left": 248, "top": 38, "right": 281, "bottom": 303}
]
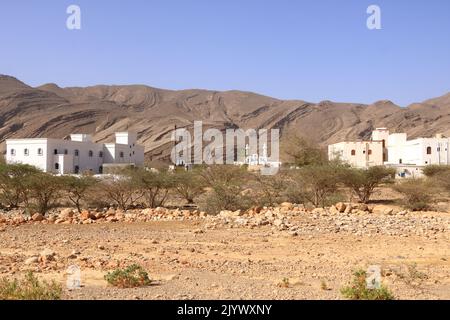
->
[
  {"left": 104, "top": 264, "right": 151, "bottom": 288},
  {"left": 0, "top": 163, "right": 40, "bottom": 209},
  {"left": 282, "top": 135, "right": 328, "bottom": 167},
  {"left": 341, "top": 269, "right": 394, "bottom": 300},
  {"left": 98, "top": 174, "right": 140, "bottom": 210},
  {"left": 0, "top": 272, "right": 62, "bottom": 300},
  {"left": 428, "top": 170, "right": 450, "bottom": 193},
  {"left": 290, "top": 164, "right": 343, "bottom": 207},
  {"left": 61, "top": 175, "right": 98, "bottom": 213},
  {"left": 393, "top": 179, "right": 434, "bottom": 211},
  {"left": 173, "top": 169, "right": 207, "bottom": 204},
  {"left": 199, "top": 165, "right": 254, "bottom": 214},
  {"left": 422, "top": 165, "right": 450, "bottom": 178},
  {"left": 25, "top": 172, "right": 63, "bottom": 215},
  {"left": 340, "top": 166, "right": 395, "bottom": 203},
  {"left": 253, "top": 172, "right": 287, "bottom": 206},
  {"left": 128, "top": 168, "right": 175, "bottom": 208}
]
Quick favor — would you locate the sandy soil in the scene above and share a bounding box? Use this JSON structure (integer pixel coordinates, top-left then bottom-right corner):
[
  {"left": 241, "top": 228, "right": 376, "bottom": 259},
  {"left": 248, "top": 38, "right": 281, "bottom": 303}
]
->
[{"left": 1, "top": 218, "right": 449, "bottom": 300}]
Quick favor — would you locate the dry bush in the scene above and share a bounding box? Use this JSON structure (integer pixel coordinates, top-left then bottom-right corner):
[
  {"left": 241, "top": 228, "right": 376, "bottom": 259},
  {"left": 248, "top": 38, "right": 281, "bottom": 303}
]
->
[
  {"left": 282, "top": 135, "right": 328, "bottom": 167},
  {"left": 128, "top": 168, "right": 175, "bottom": 208},
  {"left": 25, "top": 172, "right": 64, "bottom": 215},
  {"left": 199, "top": 165, "right": 254, "bottom": 214},
  {"left": 0, "top": 163, "right": 40, "bottom": 209},
  {"left": 289, "top": 165, "right": 343, "bottom": 207},
  {"left": 98, "top": 175, "right": 140, "bottom": 210},
  {"left": 393, "top": 179, "right": 434, "bottom": 211},
  {"left": 61, "top": 175, "right": 98, "bottom": 213},
  {"left": 340, "top": 166, "right": 395, "bottom": 203},
  {"left": 173, "top": 168, "right": 207, "bottom": 204},
  {"left": 0, "top": 272, "right": 62, "bottom": 300},
  {"left": 253, "top": 172, "right": 287, "bottom": 206}
]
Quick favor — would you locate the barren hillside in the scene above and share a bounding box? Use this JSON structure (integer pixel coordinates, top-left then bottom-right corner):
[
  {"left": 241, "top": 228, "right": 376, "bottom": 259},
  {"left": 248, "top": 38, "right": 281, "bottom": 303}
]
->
[{"left": 0, "top": 75, "right": 449, "bottom": 162}]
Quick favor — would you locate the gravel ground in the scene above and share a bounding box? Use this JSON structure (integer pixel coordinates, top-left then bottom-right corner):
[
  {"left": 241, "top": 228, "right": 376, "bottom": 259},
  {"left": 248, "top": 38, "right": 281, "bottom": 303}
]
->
[{"left": 1, "top": 214, "right": 449, "bottom": 300}]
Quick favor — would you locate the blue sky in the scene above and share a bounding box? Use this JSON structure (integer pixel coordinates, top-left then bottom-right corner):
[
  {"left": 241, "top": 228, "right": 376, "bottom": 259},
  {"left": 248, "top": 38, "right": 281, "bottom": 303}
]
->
[{"left": 0, "top": 0, "right": 449, "bottom": 106}]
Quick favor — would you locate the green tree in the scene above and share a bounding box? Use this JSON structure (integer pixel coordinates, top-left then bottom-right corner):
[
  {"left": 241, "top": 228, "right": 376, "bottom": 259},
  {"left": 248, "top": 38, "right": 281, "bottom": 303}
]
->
[
  {"left": 293, "top": 164, "right": 343, "bottom": 207},
  {"left": 26, "top": 173, "right": 63, "bottom": 215},
  {"left": 0, "top": 163, "right": 40, "bottom": 209},
  {"left": 283, "top": 136, "right": 328, "bottom": 167},
  {"left": 61, "top": 175, "right": 98, "bottom": 213},
  {"left": 129, "top": 168, "right": 175, "bottom": 208},
  {"left": 200, "top": 165, "right": 254, "bottom": 214},
  {"left": 340, "top": 166, "right": 395, "bottom": 203},
  {"left": 173, "top": 169, "right": 206, "bottom": 204}
]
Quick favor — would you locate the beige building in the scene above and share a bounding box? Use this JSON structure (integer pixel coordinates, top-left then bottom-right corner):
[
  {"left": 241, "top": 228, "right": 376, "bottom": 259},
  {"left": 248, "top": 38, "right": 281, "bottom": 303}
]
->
[{"left": 328, "top": 128, "right": 389, "bottom": 168}]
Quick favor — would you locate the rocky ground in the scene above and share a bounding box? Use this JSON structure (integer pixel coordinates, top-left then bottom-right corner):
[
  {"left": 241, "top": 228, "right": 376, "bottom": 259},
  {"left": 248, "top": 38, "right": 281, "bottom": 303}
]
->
[{"left": 0, "top": 202, "right": 449, "bottom": 300}]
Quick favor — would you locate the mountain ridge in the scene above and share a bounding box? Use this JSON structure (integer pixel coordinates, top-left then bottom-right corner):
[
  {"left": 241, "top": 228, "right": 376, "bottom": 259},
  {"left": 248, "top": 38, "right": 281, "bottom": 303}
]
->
[{"left": 0, "top": 74, "right": 449, "bottom": 162}]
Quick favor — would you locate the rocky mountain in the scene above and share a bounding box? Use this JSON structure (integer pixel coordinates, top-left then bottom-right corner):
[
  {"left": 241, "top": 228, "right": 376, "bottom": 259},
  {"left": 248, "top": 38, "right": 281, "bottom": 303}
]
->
[{"left": 0, "top": 74, "right": 449, "bottom": 162}]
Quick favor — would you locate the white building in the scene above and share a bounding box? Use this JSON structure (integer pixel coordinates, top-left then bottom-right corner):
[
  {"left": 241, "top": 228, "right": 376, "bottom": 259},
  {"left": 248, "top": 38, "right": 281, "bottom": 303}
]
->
[
  {"left": 329, "top": 128, "right": 450, "bottom": 177},
  {"left": 6, "top": 132, "right": 145, "bottom": 174},
  {"left": 328, "top": 128, "right": 388, "bottom": 168},
  {"left": 385, "top": 133, "right": 449, "bottom": 166}
]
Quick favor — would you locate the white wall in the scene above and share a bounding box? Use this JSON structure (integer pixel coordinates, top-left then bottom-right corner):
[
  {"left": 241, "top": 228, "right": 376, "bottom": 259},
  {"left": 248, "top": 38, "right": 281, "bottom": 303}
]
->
[
  {"left": 328, "top": 141, "right": 383, "bottom": 168},
  {"left": 387, "top": 136, "right": 450, "bottom": 166},
  {"left": 6, "top": 139, "right": 48, "bottom": 172}
]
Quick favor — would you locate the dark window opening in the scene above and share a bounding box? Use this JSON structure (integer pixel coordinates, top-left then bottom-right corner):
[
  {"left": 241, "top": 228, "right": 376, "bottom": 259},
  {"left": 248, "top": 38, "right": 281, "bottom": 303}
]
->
[
  {"left": 427, "top": 146, "right": 432, "bottom": 155},
  {"left": 351, "top": 150, "right": 356, "bottom": 156}
]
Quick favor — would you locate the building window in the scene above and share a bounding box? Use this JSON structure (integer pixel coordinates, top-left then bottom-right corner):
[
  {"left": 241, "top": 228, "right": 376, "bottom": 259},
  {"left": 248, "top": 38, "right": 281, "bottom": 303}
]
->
[
  {"left": 55, "top": 163, "right": 59, "bottom": 170},
  {"left": 119, "top": 151, "right": 124, "bottom": 158},
  {"left": 351, "top": 150, "right": 356, "bottom": 156},
  {"left": 426, "top": 146, "right": 432, "bottom": 155},
  {"left": 399, "top": 159, "right": 402, "bottom": 164},
  {"left": 64, "top": 149, "right": 68, "bottom": 155},
  {"left": 99, "top": 166, "right": 103, "bottom": 174},
  {"left": 74, "top": 165, "right": 79, "bottom": 174},
  {"left": 10, "top": 149, "right": 16, "bottom": 156},
  {"left": 37, "top": 148, "right": 43, "bottom": 156},
  {"left": 88, "top": 150, "right": 93, "bottom": 157},
  {"left": 363, "top": 150, "right": 366, "bottom": 154},
  {"left": 368, "top": 150, "right": 372, "bottom": 155},
  {"left": 99, "top": 151, "right": 103, "bottom": 158},
  {"left": 24, "top": 148, "right": 29, "bottom": 156},
  {"left": 54, "top": 149, "right": 58, "bottom": 155},
  {"left": 74, "top": 149, "right": 79, "bottom": 156}
]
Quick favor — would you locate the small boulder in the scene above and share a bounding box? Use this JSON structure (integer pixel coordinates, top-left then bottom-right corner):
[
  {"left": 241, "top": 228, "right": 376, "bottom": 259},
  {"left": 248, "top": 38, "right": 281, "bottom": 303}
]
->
[
  {"left": 39, "top": 248, "right": 56, "bottom": 262},
  {"left": 24, "top": 256, "right": 39, "bottom": 265},
  {"left": 335, "top": 202, "right": 346, "bottom": 213},
  {"left": 31, "top": 213, "right": 45, "bottom": 222}
]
